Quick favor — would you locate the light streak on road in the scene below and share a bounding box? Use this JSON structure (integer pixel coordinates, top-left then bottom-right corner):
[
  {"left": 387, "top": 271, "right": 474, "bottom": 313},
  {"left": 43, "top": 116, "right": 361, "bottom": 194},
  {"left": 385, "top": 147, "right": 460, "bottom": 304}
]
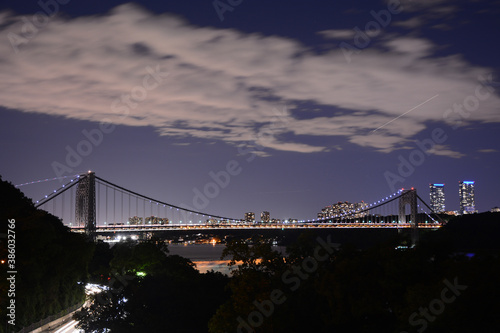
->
[{"left": 54, "top": 320, "right": 82, "bottom": 333}]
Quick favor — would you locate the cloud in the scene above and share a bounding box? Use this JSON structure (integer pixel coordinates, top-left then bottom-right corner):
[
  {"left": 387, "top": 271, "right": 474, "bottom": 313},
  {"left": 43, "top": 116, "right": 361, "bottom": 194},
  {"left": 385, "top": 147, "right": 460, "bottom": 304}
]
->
[
  {"left": 317, "top": 29, "right": 355, "bottom": 40},
  {"left": 383, "top": 37, "right": 435, "bottom": 57},
  {"left": 388, "top": 0, "right": 458, "bottom": 16},
  {"left": 0, "top": 3, "right": 499, "bottom": 156},
  {"left": 477, "top": 148, "right": 498, "bottom": 153},
  {"left": 393, "top": 17, "right": 425, "bottom": 29},
  {"left": 427, "top": 145, "right": 466, "bottom": 158},
  {"left": 388, "top": 0, "right": 459, "bottom": 31}
]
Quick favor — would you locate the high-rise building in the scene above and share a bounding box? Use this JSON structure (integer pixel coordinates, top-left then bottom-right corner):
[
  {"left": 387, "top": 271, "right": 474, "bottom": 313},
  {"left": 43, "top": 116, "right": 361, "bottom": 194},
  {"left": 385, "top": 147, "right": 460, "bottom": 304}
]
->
[
  {"left": 261, "top": 211, "right": 270, "bottom": 223},
  {"left": 429, "top": 183, "right": 445, "bottom": 213},
  {"left": 245, "top": 212, "right": 255, "bottom": 223},
  {"left": 459, "top": 181, "right": 477, "bottom": 214}
]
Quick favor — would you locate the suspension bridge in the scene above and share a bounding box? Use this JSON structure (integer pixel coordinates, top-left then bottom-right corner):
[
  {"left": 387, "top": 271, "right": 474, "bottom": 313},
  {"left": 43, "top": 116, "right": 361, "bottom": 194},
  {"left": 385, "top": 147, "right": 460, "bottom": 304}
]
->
[{"left": 27, "top": 171, "right": 442, "bottom": 245}]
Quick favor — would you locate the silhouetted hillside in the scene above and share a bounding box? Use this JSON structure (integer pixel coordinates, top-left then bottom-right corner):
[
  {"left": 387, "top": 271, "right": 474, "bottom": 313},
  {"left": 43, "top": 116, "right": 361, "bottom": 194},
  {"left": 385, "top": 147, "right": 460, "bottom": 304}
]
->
[
  {"left": 422, "top": 212, "right": 500, "bottom": 252},
  {"left": 0, "top": 175, "right": 94, "bottom": 333}
]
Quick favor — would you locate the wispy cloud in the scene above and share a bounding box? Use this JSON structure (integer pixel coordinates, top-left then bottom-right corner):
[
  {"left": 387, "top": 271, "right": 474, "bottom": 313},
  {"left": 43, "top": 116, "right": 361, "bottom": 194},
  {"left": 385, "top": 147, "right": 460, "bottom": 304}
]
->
[
  {"left": 477, "top": 148, "right": 498, "bottom": 153},
  {"left": 317, "top": 29, "right": 355, "bottom": 40},
  {"left": 427, "top": 145, "right": 466, "bottom": 158},
  {"left": 393, "top": 17, "right": 424, "bottom": 29},
  {"left": 0, "top": 4, "right": 499, "bottom": 156}
]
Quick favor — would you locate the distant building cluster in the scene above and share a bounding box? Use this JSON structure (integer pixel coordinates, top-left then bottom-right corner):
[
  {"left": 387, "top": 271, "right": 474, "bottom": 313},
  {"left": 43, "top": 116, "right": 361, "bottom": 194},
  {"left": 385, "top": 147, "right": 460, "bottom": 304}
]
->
[
  {"left": 128, "top": 216, "right": 143, "bottom": 224},
  {"left": 244, "top": 212, "right": 255, "bottom": 223},
  {"left": 261, "top": 211, "right": 270, "bottom": 223},
  {"left": 243, "top": 211, "right": 297, "bottom": 223},
  {"left": 317, "top": 201, "right": 368, "bottom": 220},
  {"left": 128, "top": 216, "right": 169, "bottom": 224},
  {"left": 429, "top": 181, "right": 479, "bottom": 215}
]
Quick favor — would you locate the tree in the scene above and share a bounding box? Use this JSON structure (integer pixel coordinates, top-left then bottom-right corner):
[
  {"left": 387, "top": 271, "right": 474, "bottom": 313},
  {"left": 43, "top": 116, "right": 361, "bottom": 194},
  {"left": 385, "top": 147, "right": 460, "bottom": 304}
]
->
[
  {"left": 0, "top": 176, "right": 94, "bottom": 332},
  {"left": 76, "top": 241, "right": 230, "bottom": 332}
]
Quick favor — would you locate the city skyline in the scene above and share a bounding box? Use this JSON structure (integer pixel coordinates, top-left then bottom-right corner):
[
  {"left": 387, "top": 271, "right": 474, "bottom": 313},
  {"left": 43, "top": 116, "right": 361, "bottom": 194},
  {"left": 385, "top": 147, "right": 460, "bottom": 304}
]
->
[{"left": 1, "top": 0, "right": 499, "bottom": 220}]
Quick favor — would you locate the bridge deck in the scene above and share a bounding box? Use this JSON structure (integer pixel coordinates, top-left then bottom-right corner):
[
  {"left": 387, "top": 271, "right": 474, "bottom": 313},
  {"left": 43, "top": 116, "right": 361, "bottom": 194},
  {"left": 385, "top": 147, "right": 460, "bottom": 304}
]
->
[{"left": 69, "top": 223, "right": 441, "bottom": 232}]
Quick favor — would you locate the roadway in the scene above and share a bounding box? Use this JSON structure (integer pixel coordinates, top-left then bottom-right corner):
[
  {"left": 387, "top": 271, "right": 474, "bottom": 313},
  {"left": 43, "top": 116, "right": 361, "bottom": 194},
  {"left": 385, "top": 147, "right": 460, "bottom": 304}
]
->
[
  {"left": 44, "top": 320, "right": 81, "bottom": 333},
  {"left": 40, "top": 284, "right": 105, "bottom": 333},
  {"left": 69, "top": 222, "right": 442, "bottom": 232}
]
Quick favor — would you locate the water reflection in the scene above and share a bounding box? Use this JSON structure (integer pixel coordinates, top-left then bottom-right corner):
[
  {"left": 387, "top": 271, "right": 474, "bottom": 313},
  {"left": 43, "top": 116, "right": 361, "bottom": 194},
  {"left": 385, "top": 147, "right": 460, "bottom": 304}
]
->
[
  {"left": 193, "top": 260, "right": 234, "bottom": 275},
  {"left": 167, "top": 243, "right": 286, "bottom": 275}
]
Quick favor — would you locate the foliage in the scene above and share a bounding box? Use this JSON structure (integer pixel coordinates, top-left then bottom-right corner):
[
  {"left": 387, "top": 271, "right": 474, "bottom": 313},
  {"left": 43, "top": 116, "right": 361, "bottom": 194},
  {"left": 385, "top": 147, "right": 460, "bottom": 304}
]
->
[
  {"left": 0, "top": 175, "right": 94, "bottom": 333},
  {"left": 75, "top": 240, "right": 230, "bottom": 332},
  {"left": 209, "top": 217, "right": 500, "bottom": 333}
]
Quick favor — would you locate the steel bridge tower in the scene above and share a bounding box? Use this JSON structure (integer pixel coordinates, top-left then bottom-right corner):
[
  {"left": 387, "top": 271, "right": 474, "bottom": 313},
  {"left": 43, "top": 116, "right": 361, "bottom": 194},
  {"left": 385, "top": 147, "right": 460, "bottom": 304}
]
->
[
  {"left": 75, "top": 171, "right": 96, "bottom": 240},
  {"left": 398, "top": 189, "right": 418, "bottom": 246}
]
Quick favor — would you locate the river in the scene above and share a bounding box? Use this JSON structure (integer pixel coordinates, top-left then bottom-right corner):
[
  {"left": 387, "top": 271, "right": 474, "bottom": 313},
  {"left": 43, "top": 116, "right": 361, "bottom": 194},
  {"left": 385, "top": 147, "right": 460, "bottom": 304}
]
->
[{"left": 167, "top": 243, "right": 286, "bottom": 275}]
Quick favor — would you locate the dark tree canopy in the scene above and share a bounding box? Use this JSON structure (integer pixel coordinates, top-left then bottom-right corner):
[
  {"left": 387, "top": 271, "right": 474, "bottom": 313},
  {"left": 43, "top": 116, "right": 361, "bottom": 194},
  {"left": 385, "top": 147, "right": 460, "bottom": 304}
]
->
[{"left": 0, "top": 175, "right": 94, "bottom": 333}]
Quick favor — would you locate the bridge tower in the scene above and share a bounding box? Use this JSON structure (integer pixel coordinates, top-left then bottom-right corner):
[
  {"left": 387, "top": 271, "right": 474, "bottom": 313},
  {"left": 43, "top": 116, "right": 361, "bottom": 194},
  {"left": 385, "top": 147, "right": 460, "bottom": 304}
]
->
[
  {"left": 398, "top": 189, "right": 419, "bottom": 246},
  {"left": 75, "top": 171, "right": 96, "bottom": 240}
]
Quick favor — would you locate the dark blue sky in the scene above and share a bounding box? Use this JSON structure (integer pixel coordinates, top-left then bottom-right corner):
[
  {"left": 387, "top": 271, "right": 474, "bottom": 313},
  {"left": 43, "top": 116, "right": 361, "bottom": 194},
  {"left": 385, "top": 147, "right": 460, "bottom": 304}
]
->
[{"left": 1, "top": 0, "right": 499, "bottom": 220}]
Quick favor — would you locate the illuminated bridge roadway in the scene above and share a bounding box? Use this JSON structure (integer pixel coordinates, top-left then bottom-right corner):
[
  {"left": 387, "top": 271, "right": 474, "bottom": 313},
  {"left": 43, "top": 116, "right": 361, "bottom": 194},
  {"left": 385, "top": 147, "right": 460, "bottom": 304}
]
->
[{"left": 69, "top": 222, "right": 441, "bottom": 233}]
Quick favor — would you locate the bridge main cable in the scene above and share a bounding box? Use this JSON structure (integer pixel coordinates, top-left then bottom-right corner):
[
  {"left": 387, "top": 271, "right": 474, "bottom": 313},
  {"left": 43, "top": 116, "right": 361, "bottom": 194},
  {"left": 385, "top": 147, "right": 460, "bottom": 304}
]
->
[
  {"left": 34, "top": 176, "right": 82, "bottom": 208},
  {"left": 416, "top": 193, "right": 444, "bottom": 223},
  {"left": 94, "top": 176, "right": 243, "bottom": 222}
]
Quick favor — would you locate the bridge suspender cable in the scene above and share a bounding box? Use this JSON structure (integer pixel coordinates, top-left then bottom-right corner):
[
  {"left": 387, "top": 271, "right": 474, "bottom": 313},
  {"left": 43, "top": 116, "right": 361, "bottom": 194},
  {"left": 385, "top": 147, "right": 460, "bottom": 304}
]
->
[
  {"left": 416, "top": 193, "right": 444, "bottom": 223},
  {"left": 94, "top": 176, "right": 243, "bottom": 222},
  {"left": 319, "top": 191, "right": 403, "bottom": 222}
]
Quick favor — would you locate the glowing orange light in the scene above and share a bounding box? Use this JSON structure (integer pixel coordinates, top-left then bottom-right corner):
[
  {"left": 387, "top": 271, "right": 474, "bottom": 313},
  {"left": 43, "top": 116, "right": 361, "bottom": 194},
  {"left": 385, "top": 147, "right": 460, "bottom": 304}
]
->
[{"left": 0, "top": 260, "right": 5, "bottom": 264}]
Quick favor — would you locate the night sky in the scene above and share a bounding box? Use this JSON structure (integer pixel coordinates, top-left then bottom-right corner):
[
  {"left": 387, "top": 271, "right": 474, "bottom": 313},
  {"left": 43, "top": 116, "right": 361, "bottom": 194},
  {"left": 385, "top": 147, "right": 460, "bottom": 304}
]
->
[{"left": 1, "top": 0, "right": 499, "bottom": 221}]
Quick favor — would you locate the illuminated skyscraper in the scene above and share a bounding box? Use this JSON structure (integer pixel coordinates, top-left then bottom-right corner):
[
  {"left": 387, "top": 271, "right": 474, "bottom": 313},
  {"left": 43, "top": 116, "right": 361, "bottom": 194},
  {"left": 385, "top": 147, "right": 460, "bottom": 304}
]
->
[
  {"left": 459, "top": 181, "right": 477, "bottom": 214},
  {"left": 245, "top": 212, "right": 255, "bottom": 223},
  {"left": 261, "top": 211, "right": 270, "bottom": 223},
  {"left": 429, "top": 183, "right": 445, "bottom": 213}
]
